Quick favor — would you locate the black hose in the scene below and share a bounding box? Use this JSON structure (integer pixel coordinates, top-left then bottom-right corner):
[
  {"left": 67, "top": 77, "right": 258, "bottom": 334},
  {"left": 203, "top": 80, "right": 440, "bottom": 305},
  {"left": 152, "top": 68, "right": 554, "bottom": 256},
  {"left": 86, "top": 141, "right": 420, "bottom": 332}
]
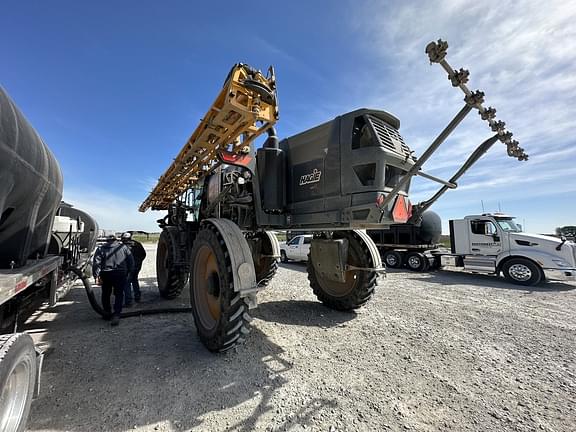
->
[{"left": 69, "top": 267, "right": 192, "bottom": 319}]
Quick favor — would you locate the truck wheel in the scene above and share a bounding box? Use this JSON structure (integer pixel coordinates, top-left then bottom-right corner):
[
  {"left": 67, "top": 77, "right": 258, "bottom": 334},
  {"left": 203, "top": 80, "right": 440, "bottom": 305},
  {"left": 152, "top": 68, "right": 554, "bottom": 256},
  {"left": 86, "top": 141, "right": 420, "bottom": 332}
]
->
[
  {"left": 307, "top": 232, "right": 376, "bottom": 311},
  {"left": 406, "top": 252, "right": 428, "bottom": 272},
  {"left": 383, "top": 250, "right": 403, "bottom": 268},
  {"left": 156, "top": 228, "right": 188, "bottom": 299},
  {"left": 502, "top": 258, "right": 543, "bottom": 286},
  {"left": 280, "top": 250, "right": 288, "bottom": 263},
  {"left": 190, "top": 225, "right": 251, "bottom": 352},
  {"left": 0, "top": 333, "right": 37, "bottom": 432}
]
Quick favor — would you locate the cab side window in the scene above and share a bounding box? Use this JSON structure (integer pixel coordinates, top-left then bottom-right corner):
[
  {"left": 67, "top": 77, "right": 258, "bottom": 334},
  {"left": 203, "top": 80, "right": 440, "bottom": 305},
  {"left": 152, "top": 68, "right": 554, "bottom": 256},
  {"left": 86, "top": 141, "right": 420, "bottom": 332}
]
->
[
  {"left": 485, "top": 222, "right": 497, "bottom": 235},
  {"left": 287, "top": 237, "right": 299, "bottom": 246},
  {"left": 471, "top": 220, "right": 498, "bottom": 235},
  {"left": 303, "top": 237, "right": 312, "bottom": 244}
]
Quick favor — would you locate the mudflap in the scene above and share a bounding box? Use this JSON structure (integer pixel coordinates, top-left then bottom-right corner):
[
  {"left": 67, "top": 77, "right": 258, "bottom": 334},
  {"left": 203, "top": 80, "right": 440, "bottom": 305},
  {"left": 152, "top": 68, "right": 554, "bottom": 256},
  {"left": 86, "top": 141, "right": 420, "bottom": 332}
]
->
[
  {"left": 203, "top": 219, "right": 260, "bottom": 309},
  {"left": 310, "top": 238, "right": 349, "bottom": 283}
]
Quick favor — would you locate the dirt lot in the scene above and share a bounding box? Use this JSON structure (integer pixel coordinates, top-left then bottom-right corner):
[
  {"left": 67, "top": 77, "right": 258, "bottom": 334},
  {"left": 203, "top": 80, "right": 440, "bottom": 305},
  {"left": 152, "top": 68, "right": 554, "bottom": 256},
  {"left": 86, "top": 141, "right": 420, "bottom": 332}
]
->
[{"left": 25, "top": 243, "right": 576, "bottom": 432}]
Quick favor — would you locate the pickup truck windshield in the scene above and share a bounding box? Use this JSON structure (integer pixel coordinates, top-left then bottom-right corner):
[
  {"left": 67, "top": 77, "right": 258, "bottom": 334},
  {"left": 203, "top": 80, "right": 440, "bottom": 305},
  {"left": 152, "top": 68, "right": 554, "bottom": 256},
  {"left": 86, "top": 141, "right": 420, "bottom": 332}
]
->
[{"left": 495, "top": 218, "right": 521, "bottom": 232}]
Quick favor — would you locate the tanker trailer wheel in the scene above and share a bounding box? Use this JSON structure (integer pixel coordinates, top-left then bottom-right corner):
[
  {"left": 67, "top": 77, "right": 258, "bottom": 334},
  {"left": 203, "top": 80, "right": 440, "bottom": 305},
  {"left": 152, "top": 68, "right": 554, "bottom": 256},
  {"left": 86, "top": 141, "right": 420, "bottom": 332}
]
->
[
  {"left": 190, "top": 225, "right": 251, "bottom": 352},
  {"left": 406, "top": 252, "right": 428, "bottom": 272},
  {"left": 307, "top": 232, "right": 376, "bottom": 311},
  {"left": 0, "top": 333, "right": 37, "bottom": 432},
  {"left": 502, "top": 258, "right": 543, "bottom": 286},
  {"left": 383, "top": 250, "right": 403, "bottom": 269},
  {"left": 156, "top": 228, "right": 188, "bottom": 299}
]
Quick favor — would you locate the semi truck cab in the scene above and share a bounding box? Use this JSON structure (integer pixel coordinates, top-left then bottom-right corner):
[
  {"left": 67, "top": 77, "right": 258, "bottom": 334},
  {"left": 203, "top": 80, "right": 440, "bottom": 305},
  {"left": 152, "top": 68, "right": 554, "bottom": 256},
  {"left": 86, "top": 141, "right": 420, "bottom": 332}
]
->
[{"left": 445, "top": 213, "right": 576, "bottom": 285}]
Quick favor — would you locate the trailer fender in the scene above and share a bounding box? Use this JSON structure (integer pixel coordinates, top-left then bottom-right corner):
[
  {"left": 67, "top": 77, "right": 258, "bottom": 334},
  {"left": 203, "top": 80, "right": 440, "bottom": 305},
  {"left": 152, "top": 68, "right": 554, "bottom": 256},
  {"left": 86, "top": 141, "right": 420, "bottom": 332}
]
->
[{"left": 203, "top": 219, "right": 259, "bottom": 308}]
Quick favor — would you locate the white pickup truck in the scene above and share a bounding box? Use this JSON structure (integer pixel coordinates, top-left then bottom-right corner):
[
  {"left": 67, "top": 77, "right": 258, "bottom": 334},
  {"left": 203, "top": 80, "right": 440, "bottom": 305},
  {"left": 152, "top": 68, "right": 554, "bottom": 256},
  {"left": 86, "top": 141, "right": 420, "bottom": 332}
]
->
[{"left": 279, "top": 235, "right": 312, "bottom": 262}]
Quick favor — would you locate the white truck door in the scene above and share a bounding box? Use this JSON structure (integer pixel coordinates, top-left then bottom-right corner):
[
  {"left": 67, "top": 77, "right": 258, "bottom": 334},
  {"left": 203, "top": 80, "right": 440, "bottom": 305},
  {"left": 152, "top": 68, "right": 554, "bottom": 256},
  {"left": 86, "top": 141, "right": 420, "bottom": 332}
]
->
[
  {"left": 301, "top": 236, "right": 312, "bottom": 260},
  {"left": 468, "top": 218, "right": 503, "bottom": 256},
  {"left": 287, "top": 236, "right": 300, "bottom": 260}
]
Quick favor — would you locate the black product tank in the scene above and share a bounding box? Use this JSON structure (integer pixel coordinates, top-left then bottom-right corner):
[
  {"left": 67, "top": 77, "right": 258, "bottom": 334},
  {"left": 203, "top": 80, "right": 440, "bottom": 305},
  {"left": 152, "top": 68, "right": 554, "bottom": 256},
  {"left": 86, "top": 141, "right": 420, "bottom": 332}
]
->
[
  {"left": 0, "top": 87, "right": 63, "bottom": 269},
  {"left": 417, "top": 211, "right": 442, "bottom": 245}
]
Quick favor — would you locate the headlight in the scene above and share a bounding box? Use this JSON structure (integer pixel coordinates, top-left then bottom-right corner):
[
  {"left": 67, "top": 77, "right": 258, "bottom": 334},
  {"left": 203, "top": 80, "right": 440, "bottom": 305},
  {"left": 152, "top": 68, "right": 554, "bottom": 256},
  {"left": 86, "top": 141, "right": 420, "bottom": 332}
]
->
[{"left": 552, "top": 259, "right": 571, "bottom": 268}]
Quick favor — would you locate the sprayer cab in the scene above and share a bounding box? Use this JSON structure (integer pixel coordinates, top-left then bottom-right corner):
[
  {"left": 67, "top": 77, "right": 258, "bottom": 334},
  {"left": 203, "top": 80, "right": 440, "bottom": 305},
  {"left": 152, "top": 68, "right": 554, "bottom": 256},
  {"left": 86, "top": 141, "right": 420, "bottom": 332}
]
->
[{"left": 256, "top": 109, "right": 416, "bottom": 229}]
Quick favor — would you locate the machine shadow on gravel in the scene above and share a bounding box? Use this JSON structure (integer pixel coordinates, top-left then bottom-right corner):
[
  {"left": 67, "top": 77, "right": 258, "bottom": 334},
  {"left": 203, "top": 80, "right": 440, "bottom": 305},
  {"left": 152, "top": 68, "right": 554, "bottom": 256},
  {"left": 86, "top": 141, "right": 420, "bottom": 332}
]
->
[
  {"left": 25, "top": 285, "right": 339, "bottom": 432},
  {"left": 254, "top": 300, "right": 356, "bottom": 327},
  {"left": 403, "top": 270, "right": 576, "bottom": 292}
]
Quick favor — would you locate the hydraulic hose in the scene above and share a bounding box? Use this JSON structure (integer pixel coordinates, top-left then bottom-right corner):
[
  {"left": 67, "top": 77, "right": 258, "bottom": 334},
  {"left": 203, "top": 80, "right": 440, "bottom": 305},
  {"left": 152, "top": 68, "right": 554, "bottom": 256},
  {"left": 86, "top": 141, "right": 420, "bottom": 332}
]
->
[{"left": 69, "top": 267, "right": 192, "bottom": 319}]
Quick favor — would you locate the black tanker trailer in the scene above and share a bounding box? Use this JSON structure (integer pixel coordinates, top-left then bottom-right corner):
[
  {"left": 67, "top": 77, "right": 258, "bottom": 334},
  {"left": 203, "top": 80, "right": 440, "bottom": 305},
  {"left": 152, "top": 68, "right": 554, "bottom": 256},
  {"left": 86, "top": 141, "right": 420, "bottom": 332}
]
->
[{"left": 0, "top": 86, "right": 96, "bottom": 432}]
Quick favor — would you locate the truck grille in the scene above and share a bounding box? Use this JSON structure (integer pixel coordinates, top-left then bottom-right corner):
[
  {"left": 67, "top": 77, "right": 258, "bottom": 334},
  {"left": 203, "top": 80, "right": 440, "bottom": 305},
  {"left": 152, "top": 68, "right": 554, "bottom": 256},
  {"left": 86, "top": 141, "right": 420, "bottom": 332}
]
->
[{"left": 367, "top": 115, "right": 412, "bottom": 158}]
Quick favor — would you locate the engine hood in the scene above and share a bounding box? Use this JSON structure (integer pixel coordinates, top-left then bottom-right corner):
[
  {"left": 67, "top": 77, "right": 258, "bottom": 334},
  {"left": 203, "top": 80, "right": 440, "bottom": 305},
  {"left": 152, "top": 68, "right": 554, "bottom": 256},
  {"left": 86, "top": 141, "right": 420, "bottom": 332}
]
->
[
  {"left": 508, "top": 232, "right": 576, "bottom": 267},
  {"left": 509, "top": 232, "right": 563, "bottom": 246}
]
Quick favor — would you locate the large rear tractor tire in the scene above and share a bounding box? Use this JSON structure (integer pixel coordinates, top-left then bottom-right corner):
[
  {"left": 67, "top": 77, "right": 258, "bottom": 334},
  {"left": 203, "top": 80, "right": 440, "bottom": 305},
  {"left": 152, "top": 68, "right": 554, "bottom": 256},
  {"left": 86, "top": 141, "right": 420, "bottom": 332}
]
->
[
  {"left": 156, "top": 228, "right": 188, "bottom": 299},
  {"left": 0, "top": 333, "right": 37, "bottom": 432},
  {"left": 307, "top": 232, "right": 377, "bottom": 311},
  {"left": 190, "top": 225, "right": 252, "bottom": 352}
]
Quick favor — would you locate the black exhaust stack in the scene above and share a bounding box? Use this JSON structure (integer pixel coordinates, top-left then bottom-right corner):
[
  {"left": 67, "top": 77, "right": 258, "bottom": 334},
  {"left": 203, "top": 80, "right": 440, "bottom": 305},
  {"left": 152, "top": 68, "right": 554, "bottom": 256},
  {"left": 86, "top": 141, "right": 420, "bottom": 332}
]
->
[{"left": 256, "top": 127, "right": 285, "bottom": 213}]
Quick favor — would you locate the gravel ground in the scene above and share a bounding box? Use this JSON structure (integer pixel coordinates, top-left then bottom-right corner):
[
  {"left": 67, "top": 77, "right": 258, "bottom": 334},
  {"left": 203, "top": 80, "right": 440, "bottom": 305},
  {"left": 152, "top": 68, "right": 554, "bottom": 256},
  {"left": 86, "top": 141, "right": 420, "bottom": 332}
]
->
[{"left": 25, "top": 243, "right": 576, "bottom": 432}]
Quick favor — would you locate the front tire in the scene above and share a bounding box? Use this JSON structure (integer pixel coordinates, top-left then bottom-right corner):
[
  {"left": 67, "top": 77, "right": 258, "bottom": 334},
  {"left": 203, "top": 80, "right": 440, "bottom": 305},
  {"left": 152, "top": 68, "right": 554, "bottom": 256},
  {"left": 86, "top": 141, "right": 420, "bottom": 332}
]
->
[
  {"left": 307, "top": 232, "right": 377, "bottom": 311},
  {"left": 156, "top": 228, "right": 188, "bottom": 299},
  {"left": 190, "top": 225, "right": 252, "bottom": 352},
  {"left": 0, "top": 333, "right": 37, "bottom": 432},
  {"left": 280, "top": 250, "right": 288, "bottom": 263},
  {"left": 502, "top": 258, "right": 543, "bottom": 286}
]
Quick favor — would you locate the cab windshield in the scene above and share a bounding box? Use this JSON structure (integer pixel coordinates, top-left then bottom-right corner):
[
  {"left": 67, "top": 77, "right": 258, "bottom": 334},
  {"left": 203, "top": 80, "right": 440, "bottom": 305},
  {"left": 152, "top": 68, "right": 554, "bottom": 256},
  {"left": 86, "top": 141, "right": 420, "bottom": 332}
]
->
[{"left": 495, "top": 218, "right": 521, "bottom": 232}]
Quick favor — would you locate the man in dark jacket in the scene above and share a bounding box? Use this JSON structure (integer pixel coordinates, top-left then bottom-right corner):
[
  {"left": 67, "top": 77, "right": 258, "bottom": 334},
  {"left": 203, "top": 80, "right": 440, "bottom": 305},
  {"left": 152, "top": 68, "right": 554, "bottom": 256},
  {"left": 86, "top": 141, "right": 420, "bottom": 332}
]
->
[
  {"left": 93, "top": 234, "right": 134, "bottom": 326},
  {"left": 121, "top": 232, "right": 147, "bottom": 306}
]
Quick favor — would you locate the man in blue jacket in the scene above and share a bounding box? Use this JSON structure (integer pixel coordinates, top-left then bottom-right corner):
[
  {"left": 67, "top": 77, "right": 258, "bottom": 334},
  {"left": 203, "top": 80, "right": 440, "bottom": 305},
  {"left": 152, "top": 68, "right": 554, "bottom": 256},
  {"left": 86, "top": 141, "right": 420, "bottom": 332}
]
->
[{"left": 93, "top": 234, "right": 134, "bottom": 326}]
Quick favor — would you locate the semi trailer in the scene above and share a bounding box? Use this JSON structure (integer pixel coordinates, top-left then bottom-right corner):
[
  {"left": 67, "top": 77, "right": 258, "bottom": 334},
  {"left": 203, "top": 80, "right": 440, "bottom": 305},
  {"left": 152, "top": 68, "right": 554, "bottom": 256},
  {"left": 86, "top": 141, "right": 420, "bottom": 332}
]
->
[
  {"left": 139, "top": 40, "right": 528, "bottom": 352},
  {"left": 369, "top": 212, "right": 576, "bottom": 286},
  {"left": 0, "top": 86, "right": 98, "bottom": 432}
]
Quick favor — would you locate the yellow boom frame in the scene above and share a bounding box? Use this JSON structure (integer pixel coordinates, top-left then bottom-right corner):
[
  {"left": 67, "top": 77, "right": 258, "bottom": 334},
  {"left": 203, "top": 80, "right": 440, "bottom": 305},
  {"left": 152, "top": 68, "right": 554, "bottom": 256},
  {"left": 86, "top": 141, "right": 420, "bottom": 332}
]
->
[{"left": 139, "top": 64, "right": 278, "bottom": 212}]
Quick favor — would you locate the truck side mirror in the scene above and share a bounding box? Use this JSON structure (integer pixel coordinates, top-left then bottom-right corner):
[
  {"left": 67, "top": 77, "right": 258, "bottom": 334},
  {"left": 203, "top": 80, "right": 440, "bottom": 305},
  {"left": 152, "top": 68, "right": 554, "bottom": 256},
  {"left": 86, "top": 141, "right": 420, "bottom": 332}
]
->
[{"left": 492, "top": 234, "right": 500, "bottom": 242}]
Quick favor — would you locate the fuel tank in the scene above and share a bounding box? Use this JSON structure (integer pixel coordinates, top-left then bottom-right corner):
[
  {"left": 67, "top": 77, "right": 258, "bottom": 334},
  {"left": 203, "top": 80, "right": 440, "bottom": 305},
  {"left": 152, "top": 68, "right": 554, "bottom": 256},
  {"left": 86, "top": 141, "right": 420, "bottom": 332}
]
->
[{"left": 0, "top": 87, "right": 63, "bottom": 269}]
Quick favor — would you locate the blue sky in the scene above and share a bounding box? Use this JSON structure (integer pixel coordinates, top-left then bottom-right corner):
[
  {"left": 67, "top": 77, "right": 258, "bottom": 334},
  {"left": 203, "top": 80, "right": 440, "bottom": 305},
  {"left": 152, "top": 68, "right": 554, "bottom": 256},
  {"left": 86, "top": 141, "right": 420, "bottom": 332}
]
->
[{"left": 2, "top": 0, "right": 575, "bottom": 233}]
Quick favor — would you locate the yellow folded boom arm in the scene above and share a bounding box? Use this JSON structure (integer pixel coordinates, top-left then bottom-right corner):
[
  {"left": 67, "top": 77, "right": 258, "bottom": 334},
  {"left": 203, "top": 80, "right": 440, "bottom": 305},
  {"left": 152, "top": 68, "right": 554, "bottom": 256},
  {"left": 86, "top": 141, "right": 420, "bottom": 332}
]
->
[{"left": 139, "top": 64, "right": 278, "bottom": 212}]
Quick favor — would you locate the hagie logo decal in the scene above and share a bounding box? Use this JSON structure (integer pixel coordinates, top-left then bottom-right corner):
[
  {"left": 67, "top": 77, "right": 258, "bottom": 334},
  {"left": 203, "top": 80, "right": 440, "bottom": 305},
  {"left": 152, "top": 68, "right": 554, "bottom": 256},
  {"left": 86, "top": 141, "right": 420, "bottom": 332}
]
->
[{"left": 299, "top": 168, "right": 322, "bottom": 186}]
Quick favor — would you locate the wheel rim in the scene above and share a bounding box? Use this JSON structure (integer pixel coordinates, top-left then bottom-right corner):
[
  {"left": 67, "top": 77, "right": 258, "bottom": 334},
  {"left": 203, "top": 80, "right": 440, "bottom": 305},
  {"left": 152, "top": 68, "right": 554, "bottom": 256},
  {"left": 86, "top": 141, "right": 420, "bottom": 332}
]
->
[
  {"left": 157, "top": 238, "right": 168, "bottom": 289},
  {"left": 0, "top": 357, "right": 32, "bottom": 431},
  {"left": 408, "top": 255, "right": 421, "bottom": 269},
  {"left": 193, "top": 245, "right": 221, "bottom": 330},
  {"left": 385, "top": 254, "right": 398, "bottom": 267},
  {"left": 509, "top": 263, "right": 532, "bottom": 281}
]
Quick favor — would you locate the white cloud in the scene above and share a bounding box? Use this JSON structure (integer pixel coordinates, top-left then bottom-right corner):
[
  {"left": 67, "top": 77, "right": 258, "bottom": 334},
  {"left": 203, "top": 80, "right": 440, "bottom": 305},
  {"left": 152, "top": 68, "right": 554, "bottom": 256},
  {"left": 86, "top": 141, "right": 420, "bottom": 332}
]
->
[
  {"left": 63, "top": 186, "right": 162, "bottom": 232},
  {"left": 345, "top": 0, "right": 576, "bottom": 231}
]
